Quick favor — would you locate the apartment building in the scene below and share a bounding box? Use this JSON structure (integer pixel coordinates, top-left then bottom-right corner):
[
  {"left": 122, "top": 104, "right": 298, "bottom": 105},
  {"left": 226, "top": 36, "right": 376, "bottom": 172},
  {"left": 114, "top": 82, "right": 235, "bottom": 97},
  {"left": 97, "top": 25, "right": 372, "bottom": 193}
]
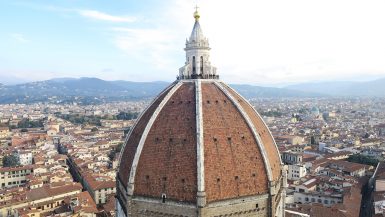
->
[
  {"left": 0, "top": 165, "right": 34, "bottom": 189},
  {"left": 288, "top": 164, "right": 307, "bottom": 181}
]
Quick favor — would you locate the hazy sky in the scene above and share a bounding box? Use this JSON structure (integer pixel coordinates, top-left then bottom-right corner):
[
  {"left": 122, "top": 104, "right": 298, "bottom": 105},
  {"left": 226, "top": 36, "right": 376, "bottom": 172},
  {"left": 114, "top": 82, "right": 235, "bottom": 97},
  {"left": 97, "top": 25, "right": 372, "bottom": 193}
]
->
[{"left": 1, "top": 0, "right": 385, "bottom": 85}]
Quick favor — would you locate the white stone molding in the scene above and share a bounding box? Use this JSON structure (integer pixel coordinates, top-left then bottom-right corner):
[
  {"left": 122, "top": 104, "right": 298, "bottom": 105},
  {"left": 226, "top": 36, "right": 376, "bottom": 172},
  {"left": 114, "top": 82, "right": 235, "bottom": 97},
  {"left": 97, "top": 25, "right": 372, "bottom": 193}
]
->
[
  {"left": 205, "top": 193, "right": 269, "bottom": 208},
  {"left": 220, "top": 82, "right": 283, "bottom": 165},
  {"left": 214, "top": 81, "right": 273, "bottom": 182},
  {"left": 117, "top": 82, "right": 177, "bottom": 169},
  {"left": 195, "top": 79, "right": 206, "bottom": 207},
  {"left": 127, "top": 81, "right": 183, "bottom": 195}
]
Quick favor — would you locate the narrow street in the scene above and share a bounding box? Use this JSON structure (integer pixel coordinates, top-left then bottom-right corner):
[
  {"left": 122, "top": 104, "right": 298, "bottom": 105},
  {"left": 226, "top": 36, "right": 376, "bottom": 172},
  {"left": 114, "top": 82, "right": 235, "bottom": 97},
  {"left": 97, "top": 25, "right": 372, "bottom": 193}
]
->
[{"left": 360, "top": 182, "right": 373, "bottom": 217}]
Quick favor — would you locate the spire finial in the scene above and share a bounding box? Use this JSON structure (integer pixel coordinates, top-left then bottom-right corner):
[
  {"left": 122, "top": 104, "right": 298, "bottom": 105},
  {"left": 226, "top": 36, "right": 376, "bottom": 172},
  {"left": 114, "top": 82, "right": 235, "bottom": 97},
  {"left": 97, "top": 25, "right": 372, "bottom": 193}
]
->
[
  {"left": 194, "top": 5, "right": 200, "bottom": 21},
  {"left": 178, "top": 5, "right": 218, "bottom": 80}
]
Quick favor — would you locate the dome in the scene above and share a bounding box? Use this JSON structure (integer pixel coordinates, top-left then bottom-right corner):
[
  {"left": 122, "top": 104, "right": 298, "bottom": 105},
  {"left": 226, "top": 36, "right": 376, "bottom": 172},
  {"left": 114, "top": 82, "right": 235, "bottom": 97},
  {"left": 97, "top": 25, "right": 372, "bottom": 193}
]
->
[
  {"left": 116, "top": 8, "right": 286, "bottom": 217},
  {"left": 311, "top": 106, "right": 319, "bottom": 113},
  {"left": 116, "top": 81, "right": 285, "bottom": 217},
  {"left": 311, "top": 107, "right": 320, "bottom": 117}
]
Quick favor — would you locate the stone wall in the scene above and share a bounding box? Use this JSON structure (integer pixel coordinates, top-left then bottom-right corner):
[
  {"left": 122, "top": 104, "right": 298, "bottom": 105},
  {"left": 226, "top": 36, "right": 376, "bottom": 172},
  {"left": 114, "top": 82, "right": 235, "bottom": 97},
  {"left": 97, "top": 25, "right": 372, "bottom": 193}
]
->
[{"left": 122, "top": 194, "right": 270, "bottom": 217}]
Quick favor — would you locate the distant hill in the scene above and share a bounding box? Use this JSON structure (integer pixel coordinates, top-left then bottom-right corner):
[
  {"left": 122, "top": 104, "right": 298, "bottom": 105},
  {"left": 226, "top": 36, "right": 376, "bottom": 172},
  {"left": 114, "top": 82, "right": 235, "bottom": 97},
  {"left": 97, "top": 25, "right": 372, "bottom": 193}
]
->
[
  {"left": 286, "top": 78, "right": 385, "bottom": 96},
  {"left": 0, "top": 77, "right": 324, "bottom": 104},
  {"left": 230, "top": 84, "right": 324, "bottom": 98},
  {"left": 0, "top": 78, "right": 170, "bottom": 104},
  {"left": 111, "top": 80, "right": 171, "bottom": 97}
]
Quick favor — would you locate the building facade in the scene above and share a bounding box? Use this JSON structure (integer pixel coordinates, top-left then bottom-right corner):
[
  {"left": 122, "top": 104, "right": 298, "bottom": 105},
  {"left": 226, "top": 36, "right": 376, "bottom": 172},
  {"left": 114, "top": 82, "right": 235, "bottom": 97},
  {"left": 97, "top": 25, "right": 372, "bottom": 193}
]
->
[
  {"left": 0, "top": 183, "right": 83, "bottom": 217},
  {"left": 282, "top": 151, "right": 303, "bottom": 165},
  {"left": 16, "top": 151, "right": 33, "bottom": 166},
  {"left": 287, "top": 164, "right": 307, "bottom": 181},
  {"left": 83, "top": 175, "right": 116, "bottom": 205},
  {"left": 0, "top": 127, "right": 9, "bottom": 139},
  {"left": 0, "top": 165, "right": 34, "bottom": 189}
]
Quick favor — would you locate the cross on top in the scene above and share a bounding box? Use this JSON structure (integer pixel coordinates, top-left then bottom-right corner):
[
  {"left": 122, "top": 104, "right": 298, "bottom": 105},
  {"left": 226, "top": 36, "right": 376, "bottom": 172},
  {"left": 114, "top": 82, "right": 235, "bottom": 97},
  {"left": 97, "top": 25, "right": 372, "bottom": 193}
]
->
[
  {"left": 195, "top": 5, "right": 199, "bottom": 12},
  {"left": 193, "top": 5, "right": 200, "bottom": 21}
]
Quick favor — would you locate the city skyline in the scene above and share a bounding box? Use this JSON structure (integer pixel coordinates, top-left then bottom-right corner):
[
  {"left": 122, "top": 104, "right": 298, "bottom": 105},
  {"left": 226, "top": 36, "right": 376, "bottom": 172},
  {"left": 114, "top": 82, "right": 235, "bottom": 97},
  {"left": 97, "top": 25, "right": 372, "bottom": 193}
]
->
[
  {"left": 1, "top": 2, "right": 384, "bottom": 216},
  {"left": 1, "top": 0, "right": 385, "bottom": 85}
]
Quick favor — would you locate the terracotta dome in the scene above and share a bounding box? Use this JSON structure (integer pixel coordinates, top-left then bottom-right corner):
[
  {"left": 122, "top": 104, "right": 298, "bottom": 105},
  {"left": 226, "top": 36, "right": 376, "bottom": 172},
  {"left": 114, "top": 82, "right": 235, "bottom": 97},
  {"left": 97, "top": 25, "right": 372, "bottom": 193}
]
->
[{"left": 116, "top": 9, "right": 286, "bottom": 217}]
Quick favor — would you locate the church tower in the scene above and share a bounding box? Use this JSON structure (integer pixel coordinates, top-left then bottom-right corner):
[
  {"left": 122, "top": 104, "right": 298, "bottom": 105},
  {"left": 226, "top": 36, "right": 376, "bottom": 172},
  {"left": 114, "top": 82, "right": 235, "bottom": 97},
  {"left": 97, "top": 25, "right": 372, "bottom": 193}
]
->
[
  {"left": 178, "top": 8, "right": 218, "bottom": 80},
  {"left": 116, "top": 8, "right": 286, "bottom": 217}
]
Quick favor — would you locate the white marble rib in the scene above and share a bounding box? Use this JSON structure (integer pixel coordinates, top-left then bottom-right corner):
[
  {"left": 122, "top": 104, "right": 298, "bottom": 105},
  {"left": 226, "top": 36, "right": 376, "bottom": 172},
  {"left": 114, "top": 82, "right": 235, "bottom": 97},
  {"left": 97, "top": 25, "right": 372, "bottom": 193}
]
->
[
  {"left": 214, "top": 81, "right": 273, "bottom": 182},
  {"left": 127, "top": 81, "right": 183, "bottom": 195}
]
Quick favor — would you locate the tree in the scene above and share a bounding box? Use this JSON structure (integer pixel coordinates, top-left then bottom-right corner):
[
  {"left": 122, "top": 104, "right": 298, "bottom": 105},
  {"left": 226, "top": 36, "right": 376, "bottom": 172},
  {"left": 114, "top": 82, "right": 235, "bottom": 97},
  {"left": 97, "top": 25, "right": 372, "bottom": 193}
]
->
[
  {"left": 2, "top": 155, "right": 20, "bottom": 167},
  {"left": 17, "top": 118, "right": 44, "bottom": 129},
  {"left": 298, "top": 108, "right": 307, "bottom": 114},
  {"left": 123, "top": 127, "right": 131, "bottom": 136},
  {"left": 261, "top": 110, "right": 283, "bottom": 117},
  {"left": 116, "top": 142, "right": 124, "bottom": 152},
  {"left": 56, "top": 114, "right": 102, "bottom": 126},
  {"left": 108, "top": 149, "right": 116, "bottom": 161},
  {"left": 108, "top": 143, "right": 124, "bottom": 161},
  {"left": 347, "top": 154, "right": 379, "bottom": 167},
  {"left": 310, "top": 136, "right": 315, "bottom": 145},
  {"left": 116, "top": 111, "right": 139, "bottom": 120}
]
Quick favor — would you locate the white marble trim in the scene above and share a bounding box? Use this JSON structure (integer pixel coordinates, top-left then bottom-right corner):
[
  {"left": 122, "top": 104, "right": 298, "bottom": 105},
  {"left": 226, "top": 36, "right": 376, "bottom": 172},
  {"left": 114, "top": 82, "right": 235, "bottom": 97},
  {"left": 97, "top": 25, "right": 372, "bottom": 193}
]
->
[
  {"left": 214, "top": 81, "right": 273, "bottom": 182},
  {"left": 127, "top": 81, "right": 183, "bottom": 195},
  {"left": 195, "top": 80, "right": 206, "bottom": 207},
  {"left": 117, "top": 82, "right": 177, "bottom": 169},
  {"left": 220, "top": 82, "right": 283, "bottom": 165}
]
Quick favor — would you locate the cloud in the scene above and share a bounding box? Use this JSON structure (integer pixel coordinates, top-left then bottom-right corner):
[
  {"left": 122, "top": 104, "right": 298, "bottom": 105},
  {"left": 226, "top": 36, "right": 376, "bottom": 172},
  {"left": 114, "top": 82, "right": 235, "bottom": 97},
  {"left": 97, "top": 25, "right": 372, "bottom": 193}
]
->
[
  {"left": 78, "top": 10, "right": 136, "bottom": 23},
  {"left": 8, "top": 0, "right": 385, "bottom": 84},
  {"left": 148, "top": 0, "right": 385, "bottom": 84},
  {"left": 10, "top": 33, "right": 29, "bottom": 43},
  {"left": 111, "top": 27, "right": 179, "bottom": 70},
  {"left": 101, "top": 68, "right": 114, "bottom": 73},
  {"left": 14, "top": 2, "right": 137, "bottom": 23}
]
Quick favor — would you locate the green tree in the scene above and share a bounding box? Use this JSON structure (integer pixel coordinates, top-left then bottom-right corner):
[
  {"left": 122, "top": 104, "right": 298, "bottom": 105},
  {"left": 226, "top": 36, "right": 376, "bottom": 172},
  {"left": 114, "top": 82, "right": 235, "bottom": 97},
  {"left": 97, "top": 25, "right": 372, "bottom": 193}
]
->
[
  {"left": 116, "top": 142, "right": 123, "bottom": 152},
  {"left": 108, "top": 143, "right": 124, "bottom": 161},
  {"left": 310, "top": 136, "right": 315, "bottom": 145},
  {"left": 347, "top": 154, "right": 379, "bottom": 167},
  {"left": 123, "top": 127, "right": 131, "bottom": 136},
  {"left": 261, "top": 110, "right": 283, "bottom": 117},
  {"left": 57, "top": 114, "right": 102, "bottom": 126},
  {"left": 116, "top": 111, "right": 139, "bottom": 120},
  {"left": 2, "top": 155, "right": 20, "bottom": 167},
  {"left": 298, "top": 108, "right": 307, "bottom": 114},
  {"left": 17, "top": 118, "right": 44, "bottom": 128}
]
